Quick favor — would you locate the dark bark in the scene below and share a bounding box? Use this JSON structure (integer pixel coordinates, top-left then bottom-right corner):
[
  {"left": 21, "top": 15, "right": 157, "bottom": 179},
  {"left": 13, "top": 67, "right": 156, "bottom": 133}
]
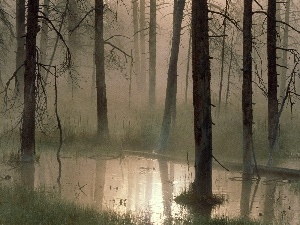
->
[
  {"left": 159, "top": 0, "right": 185, "bottom": 151},
  {"left": 192, "top": 0, "right": 212, "bottom": 198},
  {"left": 279, "top": 0, "right": 290, "bottom": 99},
  {"left": 242, "top": 0, "right": 254, "bottom": 177},
  {"left": 139, "top": 0, "right": 146, "bottom": 92},
  {"left": 149, "top": 0, "right": 156, "bottom": 107},
  {"left": 39, "top": 0, "right": 50, "bottom": 79},
  {"left": 267, "top": 0, "right": 278, "bottom": 166},
  {"left": 21, "top": 0, "right": 39, "bottom": 162},
  {"left": 15, "top": 0, "right": 26, "bottom": 97},
  {"left": 95, "top": 0, "right": 109, "bottom": 140}
]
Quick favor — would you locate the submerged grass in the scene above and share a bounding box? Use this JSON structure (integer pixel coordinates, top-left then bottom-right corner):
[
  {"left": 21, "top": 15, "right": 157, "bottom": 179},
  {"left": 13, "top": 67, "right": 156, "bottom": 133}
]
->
[
  {"left": 164, "top": 216, "right": 260, "bottom": 225},
  {"left": 0, "top": 184, "right": 260, "bottom": 225},
  {"left": 0, "top": 185, "right": 139, "bottom": 225},
  {"left": 173, "top": 185, "right": 260, "bottom": 225},
  {"left": 174, "top": 184, "right": 225, "bottom": 209}
]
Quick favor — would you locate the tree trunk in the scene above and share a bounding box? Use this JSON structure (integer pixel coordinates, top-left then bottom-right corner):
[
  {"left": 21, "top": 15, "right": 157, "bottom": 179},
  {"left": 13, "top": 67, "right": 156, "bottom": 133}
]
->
[
  {"left": 68, "top": 0, "right": 78, "bottom": 88},
  {"left": 139, "top": 0, "right": 146, "bottom": 92},
  {"left": 225, "top": 31, "right": 234, "bottom": 109},
  {"left": 149, "top": 0, "right": 156, "bottom": 107},
  {"left": 15, "top": 0, "right": 26, "bottom": 97},
  {"left": 279, "top": 0, "right": 290, "bottom": 100},
  {"left": 159, "top": 0, "right": 185, "bottom": 151},
  {"left": 185, "top": 27, "right": 191, "bottom": 104},
  {"left": 217, "top": 0, "right": 229, "bottom": 113},
  {"left": 21, "top": 0, "right": 39, "bottom": 162},
  {"left": 39, "top": 0, "right": 50, "bottom": 78},
  {"left": 267, "top": 0, "right": 278, "bottom": 166},
  {"left": 0, "top": 71, "right": 4, "bottom": 92},
  {"left": 192, "top": 0, "right": 212, "bottom": 198},
  {"left": 132, "top": 0, "right": 141, "bottom": 92},
  {"left": 95, "top": 0, "right": 109, "bottom": 140},
  {"left": 242, "top": 0, "right": 254, "bottom": 177}
]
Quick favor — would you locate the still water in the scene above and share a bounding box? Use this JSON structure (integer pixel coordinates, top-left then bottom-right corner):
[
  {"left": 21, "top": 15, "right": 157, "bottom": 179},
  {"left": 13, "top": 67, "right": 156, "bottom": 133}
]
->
[{"left": 2, "top": 152, "right": 300, "bottom": 224}]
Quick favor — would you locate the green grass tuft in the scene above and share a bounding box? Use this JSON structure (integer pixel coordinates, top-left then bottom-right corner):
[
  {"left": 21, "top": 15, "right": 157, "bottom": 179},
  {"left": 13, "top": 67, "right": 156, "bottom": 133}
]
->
[
  {"left": 174, "top": 184, "right": 225, "bottom": 210},
  {"left": 0, "top": 185, "right": 137, "bottom": 225}
]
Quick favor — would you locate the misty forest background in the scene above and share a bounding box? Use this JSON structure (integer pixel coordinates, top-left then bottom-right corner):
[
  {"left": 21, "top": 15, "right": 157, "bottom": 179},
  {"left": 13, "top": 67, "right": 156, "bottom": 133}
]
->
[{"left": 0, "top": 0, "right": 299, "bottom": 195}]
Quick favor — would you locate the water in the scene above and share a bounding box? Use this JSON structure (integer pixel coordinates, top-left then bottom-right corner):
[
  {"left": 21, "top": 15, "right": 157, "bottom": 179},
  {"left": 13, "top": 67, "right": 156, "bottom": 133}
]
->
[{"left": 2, "top": 151, "right": 300, "bottom": 224}]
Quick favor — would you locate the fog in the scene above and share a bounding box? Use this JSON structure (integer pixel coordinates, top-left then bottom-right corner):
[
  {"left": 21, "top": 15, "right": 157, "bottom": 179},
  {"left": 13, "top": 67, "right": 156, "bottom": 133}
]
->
[{"left": 0, "top": 0, "right": 299, "bottom": 224}]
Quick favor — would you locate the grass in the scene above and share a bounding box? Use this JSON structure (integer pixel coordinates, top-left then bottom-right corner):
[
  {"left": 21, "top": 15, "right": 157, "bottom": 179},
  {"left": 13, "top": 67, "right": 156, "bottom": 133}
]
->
[
  {"left": 164, "top": 216, "right": 260, "bottom": 224},
  {"left": 0, "top": 185, "right": 141, "bottom": 225},
  {"left": 173, "top": 184, "right": 260, "bottom": 225},
  {"left": 174, "top": 184, "right": 225, "bottom": 210},
  {"left": 0, "top": 184, "right": 261, "bottom": 225}
]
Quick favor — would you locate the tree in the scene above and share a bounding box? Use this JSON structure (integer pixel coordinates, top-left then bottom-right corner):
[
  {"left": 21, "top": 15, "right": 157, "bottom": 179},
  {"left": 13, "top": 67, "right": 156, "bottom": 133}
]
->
[
  {"left": 192, "top": 0, "right": 212, "bottom": 197},
  {"left": 132, "top": 0, "right": 141, "bottom": 92},
  {"left": 217, "top": 0, "right": 229, "bottom": 112},
  {"left": 139, "top": 0, "right": 146, "bottom": 92},
  {"left": 279, "top": 0, "right": 291, "bottom": 100},
  {"left": 21, "top": 0, "right": 39, "bottom": 161},
  {"left": 95, "top": 0, "right": 109, "bottom": 140},
  {"left": 242, "top": 0, "right": 254, "bottom": 177},
  {"left": 15, "top": 0, "right": 26, "bottom": 97},
  {"left": 184, "top": 26, "right": 191, "bottom": 104},
  {"left": 159, "top": 0, "right": 185, "bottom": 151},
  {"left": 149, "top": 0, "right": 156, "bottom": 107},
  {"left": 39, "top": 0, "right": 50, "bottom": 78},
  {"left": 267, "top": 0, "right": 278, "bottom": 166},
  {"left": 68, "top": 0, "right": 79, "bottom": 88}
]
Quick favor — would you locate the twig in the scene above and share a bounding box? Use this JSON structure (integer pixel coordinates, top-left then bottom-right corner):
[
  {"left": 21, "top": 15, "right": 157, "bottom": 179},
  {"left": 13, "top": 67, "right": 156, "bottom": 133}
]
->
[{"left": 212, "top": 155, "right": 229, "bottom": 171}]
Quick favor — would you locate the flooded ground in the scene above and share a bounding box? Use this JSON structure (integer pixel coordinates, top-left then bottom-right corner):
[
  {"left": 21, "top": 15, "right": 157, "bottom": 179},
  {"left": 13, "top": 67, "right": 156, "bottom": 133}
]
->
[{"left": 1, "top": 151, "right": 299, "bottom": 224}]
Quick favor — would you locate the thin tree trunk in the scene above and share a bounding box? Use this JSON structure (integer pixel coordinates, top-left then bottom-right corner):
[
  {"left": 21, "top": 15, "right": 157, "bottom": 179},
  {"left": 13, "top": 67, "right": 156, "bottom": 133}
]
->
[
  {"left": 217, "top": 0, "right": 229, "bottom": 113},
  {"left": 132, "top": 0, "right": 141, "bottom": 92},
  {"left": 68, "top": 0, "right": 78, "bottom": 89},
  {"left": 185, "top": 27, "right": 192, "bottom": 104},
  {"left": 139, "top": 0, "right": 146, "bottom": 91},
  {"left": 15, "top": 0, "right": 26, "bottom": 97},
  {"left": 279, "top": 0, "right": 290, "bottom": 100},
  {"left": 225, "top": 31, "right": 234, "bottom": 109},
  {"left": 192, "top": 0, "right": 212, "bottom": 198},
  {"left": 95, "top": 0, "right": 109, "bottom": 140},
  {"left": 159, "top": 0, "right": 185, "bottom": 151},
  {"left": 39, "top": 0, "right": 50, "bottom": 78},
  {"left": 242, "top": 0, "right": 254, "bottom": 177},
  {"left": 149, "top": 0, "right": 156, "bottom": 107},
  {"left": 267, "top": 0, "right": 278, "bottom": 166},
  {"left": 0, "top": 71, "right": 4, "bottom": 92},
  {"left": 91, "top": 53, "right": 96, "bottom": 102},
  {"left": 45, "top": 1, "right": 68, "bottom": 83},
  {"left": 21, "top": 0, "right": 39, "bottom": 162}
]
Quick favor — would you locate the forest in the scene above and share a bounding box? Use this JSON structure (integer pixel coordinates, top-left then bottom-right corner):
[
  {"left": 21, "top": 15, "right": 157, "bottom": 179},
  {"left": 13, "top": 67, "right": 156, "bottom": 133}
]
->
[{"left": 0, "top": 0, "right": 299, "bottom": 224}]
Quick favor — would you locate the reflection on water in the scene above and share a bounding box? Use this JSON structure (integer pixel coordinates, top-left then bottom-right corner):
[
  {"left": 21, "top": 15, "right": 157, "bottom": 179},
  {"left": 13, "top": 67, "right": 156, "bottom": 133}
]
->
[
  {"left": 4, "top": 152, "right": 300, "bottom": 224},
  {"left": 20, "top": 162, "right": 35, "bottom": 189}
]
